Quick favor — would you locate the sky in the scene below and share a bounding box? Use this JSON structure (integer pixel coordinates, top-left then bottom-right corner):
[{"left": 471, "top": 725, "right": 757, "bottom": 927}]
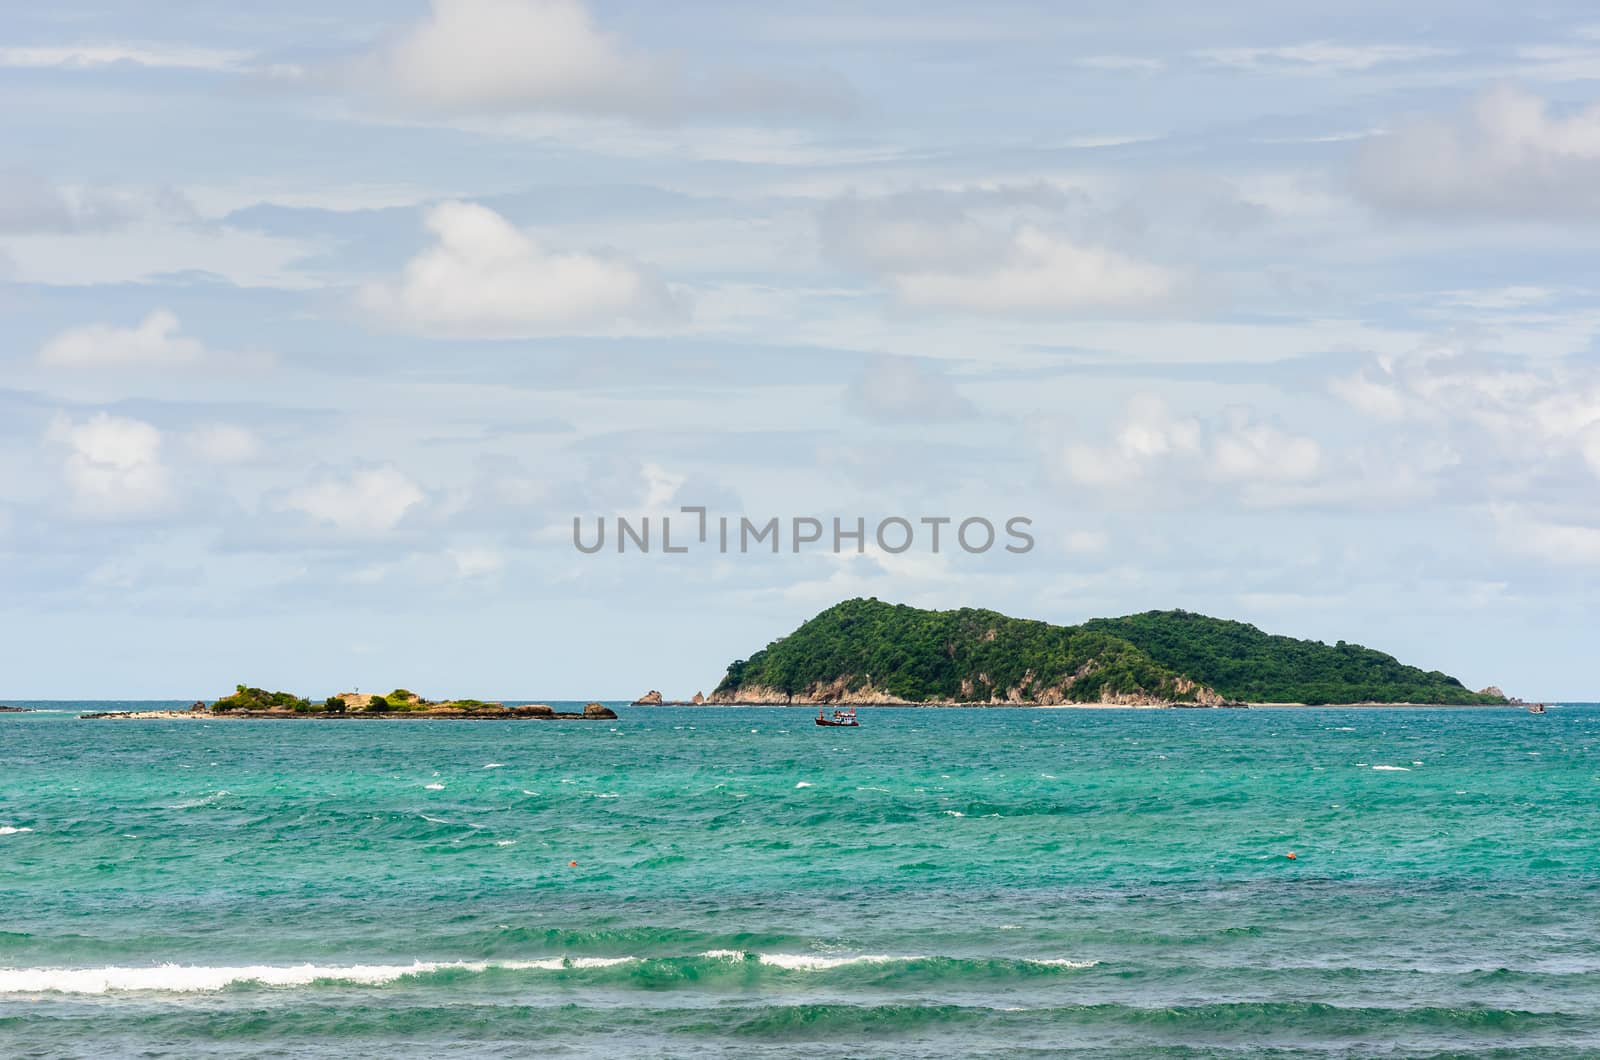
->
[{"left": 3, "top": 1, "right": 1599, "bottom": 700}]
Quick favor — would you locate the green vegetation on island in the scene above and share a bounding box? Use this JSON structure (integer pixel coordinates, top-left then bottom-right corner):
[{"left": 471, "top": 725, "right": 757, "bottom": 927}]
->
[
  {"left": 711, "top": 598, "right": 1507, "bottom": 706},
  {"left": 1080, "top": 610, "right": 1504, "bottom": 705},
  {"left": 89, "top": 687, "right": 618, "bottom": 720}
]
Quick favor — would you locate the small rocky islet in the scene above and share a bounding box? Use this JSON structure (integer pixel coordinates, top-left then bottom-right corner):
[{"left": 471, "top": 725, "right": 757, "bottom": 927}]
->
[{"left": 81, "top": 687, "right": 618, "bottom": 721}]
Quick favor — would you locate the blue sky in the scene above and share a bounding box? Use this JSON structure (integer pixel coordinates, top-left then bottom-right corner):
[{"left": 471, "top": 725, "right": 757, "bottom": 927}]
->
[{"left": 4, "top": 1, "right": 1600, "bottom": 699}]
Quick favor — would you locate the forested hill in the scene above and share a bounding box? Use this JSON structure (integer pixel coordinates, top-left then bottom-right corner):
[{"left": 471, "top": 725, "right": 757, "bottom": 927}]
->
[
  {"left": 710, "top": 598, "right": 1506, "bottom": 706},
  {"left": 1080, "top": 610, "right": 1503, "bottom": 705}
]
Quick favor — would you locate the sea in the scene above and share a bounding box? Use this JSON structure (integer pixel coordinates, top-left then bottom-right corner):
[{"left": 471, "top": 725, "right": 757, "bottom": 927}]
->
[{"left": 2, "top": 702, "right": 1598, "bottom": 1058}]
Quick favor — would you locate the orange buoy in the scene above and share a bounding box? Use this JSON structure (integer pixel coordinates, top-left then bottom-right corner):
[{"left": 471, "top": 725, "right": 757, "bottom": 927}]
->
[
  {"left": 1286, "top": 852, "right": 1297, "bottom": 860},
  {"left": 568, "top": 860, "right": 578, "bottom": 867}
]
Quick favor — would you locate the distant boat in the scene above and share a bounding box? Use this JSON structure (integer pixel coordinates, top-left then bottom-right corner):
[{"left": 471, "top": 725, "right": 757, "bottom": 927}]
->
[
  {"left": 1529, "top": 703, "right": 1547, "bottom": 715},
  {"left": 815, "top": 708, "right": 859, "bottom": 727}
]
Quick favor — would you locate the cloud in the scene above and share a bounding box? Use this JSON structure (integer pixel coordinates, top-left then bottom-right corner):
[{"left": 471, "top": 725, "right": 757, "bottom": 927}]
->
[
  {"left": 1494, "top": 507, "right": 1600, "bottom": 566},
  {"left": 1199, "top": 43, "right": 1448, "bottom": 76},
  {"left": 1354, "top": 84, "right": 1600, "bottom": 219},
  {"left": 1330, "top": 340, "right": 1600, "bottom": 481},
  {"left": 892, "top": 228, "right": 1179, "bottom": 314},
  {"left": 820, "top": 187, "right": 1181, "bottom": 315},
  {"left": 44, "top": 413, "right": 171, "bottom": 518},
  {"left": 843, "top": 356, "right": 976, "bottom": 421},
  {"left": 1059, "top": 395, "right": 1321, "bottom": 499},
  {"left": 0, "top": 170, "right": 191, "bottom": 235},
  {"left": 0, "top": 45, "right": 247, "bottom": 72},
  {"left": 345, "top": 0, "right": 852, "bottom": 120},
  {"left": 38, "top": 310, "right": 208, "bottom": 369},
  {"left": 360, "top": 201, "right": 680, "bottom": 336},
  {"left": 280, "top": 467, "right": 426, "bottom": 535},
  {"left": 447, "top": 546, "right": 505, "bottom": 579},
  {"left": 183, "top": 425, "right": 262, "bottom": 465}
]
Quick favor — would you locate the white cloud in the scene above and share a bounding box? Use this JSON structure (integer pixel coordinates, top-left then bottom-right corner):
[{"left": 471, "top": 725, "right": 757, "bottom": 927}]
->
[
  {"left": 0, "top": 171, "right": 191, "bottom": 235},
  {"left": 1355, "top": 85, "right": 1600, "bottom": 218},
  {"left": 892, "top": 227, "right": 1178, "bottom": 314},
  {"left": 1060, "top": 395, "right": 1321, "bottom": 498},
  {"left": 820, "top": 187, "right": 1181, "bottom": 315},
  {"left": 281, "top": 467, "right": 426, "bottom": 535},
  {"left": 1495, "top": 508, "right": 1600, "bottom": 566},
  {"left": 1209, "top": 416, "right": 1323, "bottom": 483},
  {"left": 1076, "top": 56, "right": 1166, "bottom": 74},
  {"left": 1330, "top": 341, "right": 1600, "bottom": 480},
  {"left": 448, "top": 546, "right": 505, "bottom": 579},
  {"left": 39, "top": 310, "right": 207, "bottom": 369},
  {"left": 184, "top": 425, "right": 262, "bottom": 465},
  {"left": 358, "top": 0, "right": 648, "bottom": 113},
  {"left": 0, "top": 45, "right": 247, "bottom": 72},
  {"left": 843, "top": 356, "right": 975, "bottom": 421},
  {"left": 1062, "top": 529, "right": 1110, "bottom": 555},
  {"left": 361, "top": 201, "right": 679, "bottom": 336},
  {"left": 1199, "top": 43, "right": 1448, "bottom": 75},
  {"left": 346, "top": 0, "right": 851, "bottom": 120},
  {"left": 4, "top": 222, "right": 321, "bottom": 288},
  {"left": 45, "top": 413, "right": 170, "bottom": 518}
]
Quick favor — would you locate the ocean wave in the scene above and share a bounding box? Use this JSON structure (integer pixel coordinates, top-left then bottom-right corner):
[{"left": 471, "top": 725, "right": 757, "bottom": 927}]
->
[
  {"left": 1372, "top": 765, "right": 1411, "bottom": 772},
  {"left": 698, "top": 951, "right": 1099, "bottom": 973},
  {"left": 702, "top": 951, "right": 908, "bottom": 970},
  {"left": 0, "top": 958, "right": 637, "bottom": 995},
  {"left": 0, "top": 826, "right": 32, "bottom": 836},
  {"left": 0, "top": 953, "right": 1100, "bottom": 995}
]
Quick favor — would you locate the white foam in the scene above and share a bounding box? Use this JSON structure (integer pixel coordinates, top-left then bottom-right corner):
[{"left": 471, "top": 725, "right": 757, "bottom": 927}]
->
[
  {"left": 483, "top": 763, "right": 505, "bottom": 769},
  {"left": 944, "top": 810, "right": 965, "bottom": 817},
  {"left": 170, "top": 790, "right": 230, "bottom": 810},
  {"left": 0, "top": 957, "right": 637, "bottom": 995},
  {"left": 424, "top": 783, "right": 445, "bottom": 790},
  {"left": 758, "top": 953, "right": 911, "bottom": 970},
  {"left": 1372, "top": 765, "right": 1411, "bottom": 771},
  {"left": 795, "top": 782, "right": 813, "bottom": 788},
  {"left": 494, "top": 840, "right": 516, "bottom": 847},
  {"left": 0, "top": 826, "right": 32, "bottom": 836}
]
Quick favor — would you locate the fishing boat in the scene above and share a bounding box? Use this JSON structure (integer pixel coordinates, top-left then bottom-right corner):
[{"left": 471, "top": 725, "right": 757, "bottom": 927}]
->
[
  {"left": 1529, "top": 703, "right": 1547, "bottom": 714},
  {"left": 815, "top": 708, "right": 859, "bottom": 727}
]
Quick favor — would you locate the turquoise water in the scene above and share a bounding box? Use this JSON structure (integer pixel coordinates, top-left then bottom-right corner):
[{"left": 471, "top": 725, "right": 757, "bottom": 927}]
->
[{"left": 2, "top": 702, "right": 1598, "bottom": 1058}]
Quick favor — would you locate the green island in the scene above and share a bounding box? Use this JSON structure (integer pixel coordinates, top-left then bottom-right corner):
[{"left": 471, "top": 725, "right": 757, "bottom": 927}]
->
[
  {"left": 707, "top": 598, "right": 1509, "bottom": 707},
  {"left": 81, "top": 688, "right": 619, "bottom": 720}
]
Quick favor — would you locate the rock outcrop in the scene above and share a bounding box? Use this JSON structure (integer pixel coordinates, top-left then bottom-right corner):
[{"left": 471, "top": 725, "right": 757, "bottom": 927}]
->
[
  {"left": 583, "top": 702, "right": 618, "bottom": 719},
  {"left": 510, "top": 703, "right": 556, "bottom": 717},
  {"left": 705, "top": 675, "right": 1217, "bottom": 707},
  {"left": 632, "top": 690, "right": 664, "bottom": 705},
  {"left": 690, "top": 691, "right": 705, "bottom": 705}
]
